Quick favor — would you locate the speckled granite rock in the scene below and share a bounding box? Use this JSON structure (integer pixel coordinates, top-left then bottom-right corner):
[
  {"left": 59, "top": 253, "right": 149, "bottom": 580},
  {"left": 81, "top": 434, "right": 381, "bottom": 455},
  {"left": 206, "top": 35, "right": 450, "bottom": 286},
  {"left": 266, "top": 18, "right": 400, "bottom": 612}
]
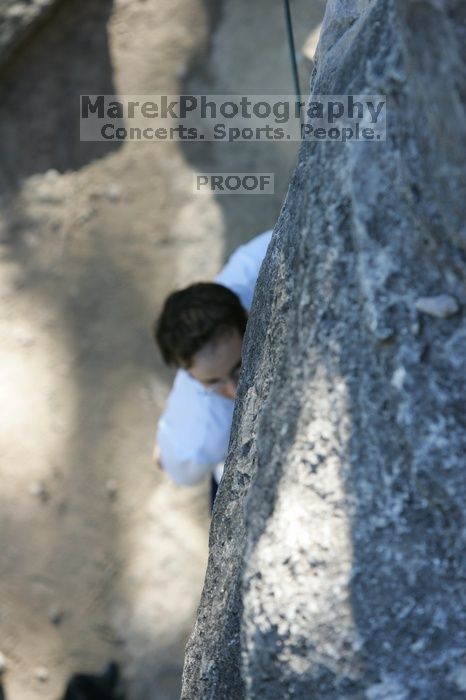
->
[
  {"left": 0, "top": 0, "right": 60, "bottom": 68},
  {"left": 181, "top": 0, "right": 466, "bottom": 698}
]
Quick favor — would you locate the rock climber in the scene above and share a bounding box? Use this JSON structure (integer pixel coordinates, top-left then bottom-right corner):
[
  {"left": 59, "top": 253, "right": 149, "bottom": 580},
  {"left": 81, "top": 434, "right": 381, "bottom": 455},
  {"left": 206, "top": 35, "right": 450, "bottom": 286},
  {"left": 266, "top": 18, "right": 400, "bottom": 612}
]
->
[{"left": 153, "top": 229, "right": 272, "bottom": 493}]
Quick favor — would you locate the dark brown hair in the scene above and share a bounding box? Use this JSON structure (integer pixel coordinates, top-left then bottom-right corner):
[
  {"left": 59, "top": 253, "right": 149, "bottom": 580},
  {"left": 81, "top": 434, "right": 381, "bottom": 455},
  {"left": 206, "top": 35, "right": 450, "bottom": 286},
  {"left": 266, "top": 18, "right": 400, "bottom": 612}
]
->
[{"left": 154, "top": 282, "right": 247, "bottom": 368}]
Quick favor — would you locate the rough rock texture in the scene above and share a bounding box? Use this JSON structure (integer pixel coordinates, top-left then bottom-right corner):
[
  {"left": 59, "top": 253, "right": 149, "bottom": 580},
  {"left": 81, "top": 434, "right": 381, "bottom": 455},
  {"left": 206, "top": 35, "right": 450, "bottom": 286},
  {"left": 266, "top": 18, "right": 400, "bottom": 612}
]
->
[
  {"left": 181, "top": 0, "right": 466, "bottom": 698},
  {"left": 0, "top": 0, "right": 60, "bottom": 68}
]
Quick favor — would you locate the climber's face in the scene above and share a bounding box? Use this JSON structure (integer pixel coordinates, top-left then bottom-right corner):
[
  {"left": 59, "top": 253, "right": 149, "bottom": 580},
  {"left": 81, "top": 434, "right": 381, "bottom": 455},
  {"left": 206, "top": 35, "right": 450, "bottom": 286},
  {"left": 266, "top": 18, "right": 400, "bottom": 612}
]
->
[{"left": 188, "top": 327, "right": 243, "bottom": 400}]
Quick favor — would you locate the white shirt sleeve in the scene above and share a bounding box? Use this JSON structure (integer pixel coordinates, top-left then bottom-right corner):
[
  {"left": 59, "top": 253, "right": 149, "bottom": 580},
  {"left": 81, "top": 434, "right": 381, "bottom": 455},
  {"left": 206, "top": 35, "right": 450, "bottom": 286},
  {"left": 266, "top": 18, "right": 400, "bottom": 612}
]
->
[
  {"left": 156, "top": 369, "right": 234, "bottom": 485},
  {"left": 215, "top": 229, "right": 273, "bottom": 311}
]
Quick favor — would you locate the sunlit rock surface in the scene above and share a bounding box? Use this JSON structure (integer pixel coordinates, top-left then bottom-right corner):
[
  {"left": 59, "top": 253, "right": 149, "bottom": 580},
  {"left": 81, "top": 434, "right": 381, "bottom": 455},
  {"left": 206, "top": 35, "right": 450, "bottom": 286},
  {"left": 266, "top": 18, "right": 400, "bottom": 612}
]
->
[{"left": 181, "top": 0, "right": 466, "bottom": 697}]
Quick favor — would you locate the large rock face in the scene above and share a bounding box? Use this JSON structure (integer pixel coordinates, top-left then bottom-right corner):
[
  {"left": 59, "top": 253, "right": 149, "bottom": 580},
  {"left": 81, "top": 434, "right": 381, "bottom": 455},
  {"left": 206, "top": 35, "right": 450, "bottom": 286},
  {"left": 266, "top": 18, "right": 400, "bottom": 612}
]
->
[{"left": 181, "top": 0, "right": 466, "bottom": 698}]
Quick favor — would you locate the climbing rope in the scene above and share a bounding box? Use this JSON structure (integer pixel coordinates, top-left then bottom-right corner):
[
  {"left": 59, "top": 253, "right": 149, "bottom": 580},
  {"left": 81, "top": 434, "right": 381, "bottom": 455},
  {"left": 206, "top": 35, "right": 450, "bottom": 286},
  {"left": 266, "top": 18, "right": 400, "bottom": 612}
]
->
[{"left": 283, "top": 0, "right": 301, "bottom": 103}]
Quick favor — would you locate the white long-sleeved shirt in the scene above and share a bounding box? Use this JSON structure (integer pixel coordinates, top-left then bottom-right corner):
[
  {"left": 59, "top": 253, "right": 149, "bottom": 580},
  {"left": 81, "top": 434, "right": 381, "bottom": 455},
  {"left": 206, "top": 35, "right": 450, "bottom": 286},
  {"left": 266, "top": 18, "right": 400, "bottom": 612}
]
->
[{"left": 156, "top": 230, "right": 272, "bottom": 485}]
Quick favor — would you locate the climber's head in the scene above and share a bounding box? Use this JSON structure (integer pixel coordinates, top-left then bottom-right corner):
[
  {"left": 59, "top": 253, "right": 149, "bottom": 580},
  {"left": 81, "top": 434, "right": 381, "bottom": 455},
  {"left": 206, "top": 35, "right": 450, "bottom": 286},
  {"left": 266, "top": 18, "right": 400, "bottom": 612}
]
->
[{"left": 155, "top": 282, "right": 247, "bottom": 400}]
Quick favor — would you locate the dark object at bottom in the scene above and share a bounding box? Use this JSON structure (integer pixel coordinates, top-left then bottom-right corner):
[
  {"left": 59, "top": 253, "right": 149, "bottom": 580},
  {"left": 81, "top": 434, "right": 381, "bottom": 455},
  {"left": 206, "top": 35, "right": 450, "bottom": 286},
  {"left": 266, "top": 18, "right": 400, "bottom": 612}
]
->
[{"left": 62, "top": 661, "right": 123, "bottom": 700}]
